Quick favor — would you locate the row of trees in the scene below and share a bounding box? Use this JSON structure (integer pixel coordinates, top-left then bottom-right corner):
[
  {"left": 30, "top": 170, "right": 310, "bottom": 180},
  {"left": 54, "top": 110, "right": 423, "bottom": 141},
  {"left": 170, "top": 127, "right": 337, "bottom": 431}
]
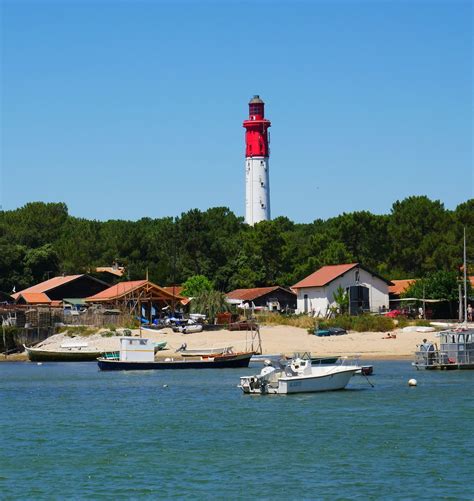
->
[{"left": 0, "top": 196, "right": 472, "bottom": 294}]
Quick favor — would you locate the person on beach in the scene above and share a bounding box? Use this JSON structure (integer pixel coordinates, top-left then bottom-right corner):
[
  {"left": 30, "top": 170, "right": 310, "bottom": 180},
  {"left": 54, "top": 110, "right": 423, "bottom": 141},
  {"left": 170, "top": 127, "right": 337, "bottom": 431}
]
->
[{"left": 468, "top": 304, "right": 473, "bottom": 322}]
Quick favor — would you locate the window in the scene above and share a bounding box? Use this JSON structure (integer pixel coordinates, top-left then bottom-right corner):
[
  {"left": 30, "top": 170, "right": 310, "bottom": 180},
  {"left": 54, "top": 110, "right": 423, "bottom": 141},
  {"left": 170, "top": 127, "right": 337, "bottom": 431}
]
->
[
  {"left": 355, "top": 270, "right": 360, "bottom": 283},
  {"left": 249, "top": 104, "right": 263, "bottom": 115},
  {"left": 304, "top": 294, "right": 309, "bottom": 313}
]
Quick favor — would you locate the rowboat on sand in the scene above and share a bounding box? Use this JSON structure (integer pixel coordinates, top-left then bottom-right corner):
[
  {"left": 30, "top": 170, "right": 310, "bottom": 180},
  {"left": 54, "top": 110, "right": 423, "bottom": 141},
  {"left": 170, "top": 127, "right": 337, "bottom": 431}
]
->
[
  {"left": 175, "top": 344, "right": 233, "bottom": 357},
  {"left": 24, "top": 344, "right": 103, "bottom": 362}
]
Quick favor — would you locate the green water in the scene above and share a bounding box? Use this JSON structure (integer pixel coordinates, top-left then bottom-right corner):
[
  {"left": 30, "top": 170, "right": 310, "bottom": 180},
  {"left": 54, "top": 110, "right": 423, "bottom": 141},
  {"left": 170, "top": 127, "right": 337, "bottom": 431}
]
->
[{"left": 1, "top": 361, "right": 473, "bottom": 500}]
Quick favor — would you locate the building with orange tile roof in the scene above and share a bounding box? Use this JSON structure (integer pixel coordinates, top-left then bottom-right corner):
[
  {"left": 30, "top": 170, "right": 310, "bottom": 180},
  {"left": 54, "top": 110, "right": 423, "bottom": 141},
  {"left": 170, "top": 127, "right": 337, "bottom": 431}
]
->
[
  {"left": 292, "top": 263, "right": 392, "bottom": 316},
  {"left": 13, "top": 274, "right": 110, "bottom": 305},
  {"left": 388, "top": 279, "right": 416, "bottom": 296},
  {"left": 95, "top": 265, "right": 126, "bottom": 278},
  {"left": 86, "top": 280, "right": 186, "bottom": 320}
]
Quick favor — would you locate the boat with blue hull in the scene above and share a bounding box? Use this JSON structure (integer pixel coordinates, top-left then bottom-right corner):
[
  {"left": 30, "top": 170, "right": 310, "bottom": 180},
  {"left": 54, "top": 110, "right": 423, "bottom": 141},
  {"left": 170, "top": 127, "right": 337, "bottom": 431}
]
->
[{"left": 97, "top": 352, "right": 253, "bottom": 371}]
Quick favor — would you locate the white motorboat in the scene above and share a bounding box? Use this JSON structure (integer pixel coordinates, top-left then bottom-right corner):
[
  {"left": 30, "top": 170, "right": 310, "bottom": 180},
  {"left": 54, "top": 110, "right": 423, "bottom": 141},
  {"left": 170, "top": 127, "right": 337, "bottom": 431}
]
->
[{"left": 239, "top": 357, "right": 360, "bottom": 395}]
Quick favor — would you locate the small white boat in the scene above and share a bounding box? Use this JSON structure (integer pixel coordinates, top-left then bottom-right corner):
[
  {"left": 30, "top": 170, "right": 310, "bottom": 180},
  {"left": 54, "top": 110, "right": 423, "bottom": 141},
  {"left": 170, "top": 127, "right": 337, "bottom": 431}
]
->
[
  {"left": 178, "top": 324, "right": 203, "bottom": 334},
  {"left": 177, "top": 346, "right": 233, "bottom": 357},
  {"left": 239, "top": 357, "right": 360, "bottom": 395},
  {"left": 250, "top": 354, "right": 284, "bottom": 364},
  {"left": 141, "top": 326, "right": 167, "bottom": 335}
]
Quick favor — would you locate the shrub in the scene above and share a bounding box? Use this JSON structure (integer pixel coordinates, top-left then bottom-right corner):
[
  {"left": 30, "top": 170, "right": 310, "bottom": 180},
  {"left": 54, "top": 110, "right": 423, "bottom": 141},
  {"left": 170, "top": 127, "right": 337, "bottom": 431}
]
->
[
  {"left": 318, "top": 314, "right": 395, "bottom": 332},
  {"left": 0, "top": 326, "right": 21, "bottom": 352},
  {"left": 256, "top": 312, "right": 395, "bottom": 332},
  {"left": 122, "top": 318, "right": 139, "bottom": 329},
  {"left": 414, "top": 319, "right": 432, "bottom": 327},
  {"left": 101, "top": 330, "right": 115, "bottom": 337},
  {"left": 396, "top": 316, "right": 410, "bottom": 328}
]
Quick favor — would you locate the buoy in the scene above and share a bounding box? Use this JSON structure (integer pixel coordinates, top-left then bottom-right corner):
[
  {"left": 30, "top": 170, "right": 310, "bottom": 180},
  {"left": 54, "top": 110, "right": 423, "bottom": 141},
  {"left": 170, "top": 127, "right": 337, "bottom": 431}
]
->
[{"left": 408, "top": 378, "right": 417, "bottom": 386}]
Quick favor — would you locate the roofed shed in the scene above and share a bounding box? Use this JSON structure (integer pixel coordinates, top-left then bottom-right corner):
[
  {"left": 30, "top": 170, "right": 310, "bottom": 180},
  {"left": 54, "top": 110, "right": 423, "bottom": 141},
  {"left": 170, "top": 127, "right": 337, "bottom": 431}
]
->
[
  {"left": 12, "top": 275, "right": 110, "bottom": 305},
  {"left": 226, "top": 286, "right": 296, "bottom": 311},
  {"left": 86, "top": 280, "right": 185, "bottom": 321},
  {"left": 293, "top": 263, "right": 392, "bottom": 316}
]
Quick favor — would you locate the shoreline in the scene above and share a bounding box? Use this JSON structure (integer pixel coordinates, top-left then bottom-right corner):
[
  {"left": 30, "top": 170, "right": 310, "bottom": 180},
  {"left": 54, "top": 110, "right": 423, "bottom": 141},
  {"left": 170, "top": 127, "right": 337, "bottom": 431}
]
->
[
  {"left": 1, "top": 323, "right": 430, "bottom": 363},
  {"left": 0, "top": 353, "right": 415, "bottom": 363}
]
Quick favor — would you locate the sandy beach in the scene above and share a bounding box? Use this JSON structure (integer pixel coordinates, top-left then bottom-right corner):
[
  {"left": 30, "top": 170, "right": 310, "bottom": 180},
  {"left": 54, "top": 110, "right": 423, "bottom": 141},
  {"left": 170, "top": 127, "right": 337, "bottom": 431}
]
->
[{"left": 5, "top": 324, "right": 446, "bottom": 361}]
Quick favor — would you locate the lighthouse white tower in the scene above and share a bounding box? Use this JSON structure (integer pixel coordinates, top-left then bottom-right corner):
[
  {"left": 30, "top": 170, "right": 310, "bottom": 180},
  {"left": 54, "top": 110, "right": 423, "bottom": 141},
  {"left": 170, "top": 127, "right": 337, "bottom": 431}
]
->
[{"left": 243, "top": 95, "right": 271, "bottom": 225}]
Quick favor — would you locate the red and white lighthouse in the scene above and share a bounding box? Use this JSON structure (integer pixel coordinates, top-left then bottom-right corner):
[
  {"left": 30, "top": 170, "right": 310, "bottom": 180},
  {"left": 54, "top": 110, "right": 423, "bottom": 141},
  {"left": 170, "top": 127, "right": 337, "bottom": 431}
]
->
[{"left": 243, "top": 95, "right": 271, "bottom": 225}]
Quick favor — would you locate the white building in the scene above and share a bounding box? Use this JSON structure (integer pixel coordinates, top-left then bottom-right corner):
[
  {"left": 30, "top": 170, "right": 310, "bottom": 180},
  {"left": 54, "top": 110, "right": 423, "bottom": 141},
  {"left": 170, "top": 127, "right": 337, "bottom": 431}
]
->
[{"left": 292, "top": 263, "right": 392, "bottom": 317}]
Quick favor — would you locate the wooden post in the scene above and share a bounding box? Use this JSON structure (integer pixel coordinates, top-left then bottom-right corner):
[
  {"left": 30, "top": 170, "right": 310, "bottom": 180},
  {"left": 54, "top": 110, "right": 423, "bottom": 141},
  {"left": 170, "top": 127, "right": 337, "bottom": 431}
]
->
[
  {"left": 422, "top": 285, "right": 426, "bottom": 320},
  {"left": 138, "top": 298, "right": 142, "bottom": 338},
  {"left": 2, "top": 321, "right": 6, "bottom": 359}
]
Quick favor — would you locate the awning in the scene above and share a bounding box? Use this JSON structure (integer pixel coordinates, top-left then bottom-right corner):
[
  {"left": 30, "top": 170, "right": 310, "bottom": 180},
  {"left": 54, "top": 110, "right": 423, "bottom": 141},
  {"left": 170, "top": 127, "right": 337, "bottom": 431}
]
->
[
  {"left": 389, "top": 298, "right": 447, "bottom": 303},
  {"left": 63, "top": 298, "right": 87, "bottom": 306}
]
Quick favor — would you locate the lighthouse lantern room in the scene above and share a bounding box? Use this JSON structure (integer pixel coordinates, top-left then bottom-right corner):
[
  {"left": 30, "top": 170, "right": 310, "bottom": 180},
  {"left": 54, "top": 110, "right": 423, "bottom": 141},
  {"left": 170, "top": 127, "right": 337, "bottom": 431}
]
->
[{"left": 243, "top": 95, "right": 271, "bottom": 225}]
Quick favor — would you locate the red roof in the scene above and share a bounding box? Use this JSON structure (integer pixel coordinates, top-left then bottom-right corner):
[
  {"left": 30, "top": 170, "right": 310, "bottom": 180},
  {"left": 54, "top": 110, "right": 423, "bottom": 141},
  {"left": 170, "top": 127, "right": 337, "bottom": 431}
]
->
[
  {"left": 226, "top": 286, "right": 294, "bottom": 301},
  {"left": 12, "top": 275, "right": 83, "bottom": 299},
  {"left": 389, "top": 279, "right": 416, "bottom": 295},
  {"left": 162, "top": 286, "right": 184, "bottom": 296},
  {"left": 292, "top": 264, "right": 359, "bottom": 289},
  {"left": 162, "top": 286, "right": 190, "bottom": 306},
  {"left": 16, "top": 292, "right": 52, "bottom": 304},
  {"left": 86, "top": 280, "right": 183, "bottom": 302},
  {"left": 86, "top": 280, "right": 148, "bottom": 301}
]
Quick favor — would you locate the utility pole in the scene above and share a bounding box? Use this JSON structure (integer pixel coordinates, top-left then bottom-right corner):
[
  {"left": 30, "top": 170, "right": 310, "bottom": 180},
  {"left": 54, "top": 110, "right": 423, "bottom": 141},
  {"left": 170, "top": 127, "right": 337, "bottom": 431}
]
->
[{"left": 463, "top": 227, "right": 468, "bottom": 325}]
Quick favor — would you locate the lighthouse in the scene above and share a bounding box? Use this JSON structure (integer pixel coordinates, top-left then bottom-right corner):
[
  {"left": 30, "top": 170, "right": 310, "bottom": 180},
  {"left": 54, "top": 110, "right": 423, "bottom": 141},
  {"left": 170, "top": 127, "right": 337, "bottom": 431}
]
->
[{"left": 243, "top": 95, "right": 271, "bottom": 225}]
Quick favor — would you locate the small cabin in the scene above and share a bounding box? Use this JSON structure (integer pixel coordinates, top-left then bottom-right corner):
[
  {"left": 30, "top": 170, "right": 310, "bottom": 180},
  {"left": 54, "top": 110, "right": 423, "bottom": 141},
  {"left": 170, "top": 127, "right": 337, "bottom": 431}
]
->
[
  {"left": 119, "top": 337, "right": 154, "bottom": 362},
  {"left": 438, "top": 330, "right": 474, "bottom": 366}
]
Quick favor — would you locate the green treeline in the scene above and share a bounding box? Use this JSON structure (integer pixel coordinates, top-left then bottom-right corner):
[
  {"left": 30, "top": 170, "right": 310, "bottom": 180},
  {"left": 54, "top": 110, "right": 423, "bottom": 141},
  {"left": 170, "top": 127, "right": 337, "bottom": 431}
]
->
[{"left": 0, "top": 196, "right": 472, "bottom": 293}]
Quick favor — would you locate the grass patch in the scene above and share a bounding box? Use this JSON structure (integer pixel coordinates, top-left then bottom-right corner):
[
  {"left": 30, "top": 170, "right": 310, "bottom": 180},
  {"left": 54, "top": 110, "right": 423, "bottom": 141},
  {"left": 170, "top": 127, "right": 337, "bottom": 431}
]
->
[
  {"left": 257, "top": 312, "right": 395, "bottom": 332},
  {"left": 414, "top": 319, "right": 432, "bottom": 327},
  {"left": 318, "top": 314, "right": 395, "bottom": 332},
  {"left": 256, "top": 313, "right": 317, "bottom": 330},
  {"left": 58, "top": 326, "right": 97, "bottom": 337},
  {"left": 396, "top": 317, "right": 410, "bottom": 328},
  {"left": 396, "top": 317, "right": 435, "bottom": 328},
  {"left": 122, "top": 319, "right": 140, "bottom": 329}
]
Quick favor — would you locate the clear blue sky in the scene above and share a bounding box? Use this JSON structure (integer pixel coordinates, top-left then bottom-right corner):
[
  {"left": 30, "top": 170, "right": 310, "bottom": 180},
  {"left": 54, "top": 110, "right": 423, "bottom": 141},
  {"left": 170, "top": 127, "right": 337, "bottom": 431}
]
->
[{"left": 1, "top": 0, "right": 472, "bottom": 222}]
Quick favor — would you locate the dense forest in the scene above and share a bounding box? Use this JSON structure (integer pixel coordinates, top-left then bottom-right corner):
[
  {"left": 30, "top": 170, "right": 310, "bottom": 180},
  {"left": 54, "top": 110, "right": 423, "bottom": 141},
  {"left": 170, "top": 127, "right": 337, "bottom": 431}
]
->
[{"left": 0, "top": 196, "right": 472, "bottom": 294}]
